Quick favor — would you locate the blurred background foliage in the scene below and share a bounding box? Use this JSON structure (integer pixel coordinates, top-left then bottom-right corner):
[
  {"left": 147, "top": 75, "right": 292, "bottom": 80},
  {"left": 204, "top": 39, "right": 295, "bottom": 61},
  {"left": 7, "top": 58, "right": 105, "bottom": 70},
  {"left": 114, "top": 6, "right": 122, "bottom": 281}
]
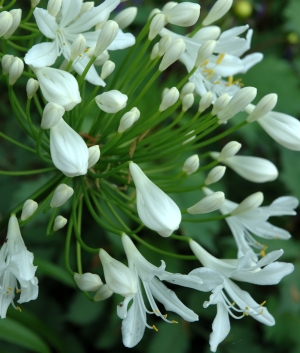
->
[{"left": 0, "top": 0, "right": 300, "bottom": 352}]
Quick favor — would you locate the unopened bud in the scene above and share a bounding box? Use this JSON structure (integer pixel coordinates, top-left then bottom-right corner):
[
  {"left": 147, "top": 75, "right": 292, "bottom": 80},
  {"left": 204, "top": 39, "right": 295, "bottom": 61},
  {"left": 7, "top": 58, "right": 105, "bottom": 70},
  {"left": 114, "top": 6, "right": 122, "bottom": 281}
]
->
[
  {"left": 113, "top": 7, "right": 137, "bottom": 29},
  {"left": 163, "top": 2, "right": 200, "bottom": 26},
  {"left": 231, "top": 191, "right": 264, "bottom": 215},
  {"left": 31, "top": 0, "right": 41, "bottom": 8},
  {"left": 0, "top": 11, "right": 13, "bottom": 37},
  {"left": 180, "top": 82, "right": 195, "bottom": 99},
  {"left": 53, "top": 215, "right": 68, "bottom": 231},
  {"left": 202, "top": 0, "right": 233, "bottom": 26},
  {"left": 182, "top": 93, "right": 194, "bottom": 112},
  {"left": 199, "top": 91, "right": 213, "bottom": 113},
  {"left": 182, "top": 155, "right": 199, "bottom": 175},
  {"left": 26, "top": 78, "right": 39, "bottom": 99},
  {"left": 118, "top": 107, "right": 140, "bottom": 133},
  {"left": 246, "top": 94, "right": 278, "bottom": 123},
  {"left": 88, "top": 145, "right": 100, "bottom": 168},
  {"left": 74, "top": 273, "right": 103, "bottom": 292},
  {"left": 148, "top": 9, "right": 161, "bottom": 20},
  {"left": 101, "top": 60, "right": 115, "bottom": 80},
  {"left": 162, "top": 2, "right": 178, "bottom": 12},
  {"left": 187, "top": 192, "right": 225, "bottom": 214},
  {"left": 217, "top": 141, "right": 242, "bottom": 161},
  {"left": 94, "top": 20, "right": 119, "bottom": 57},
  {"left": 94, "top": 51, "right": 110, "bottom": 66},
  {"left": 158, "top": 35, "right": 171, "bottom": 57},
  {"left": 41, "top": 102, "right": 65, "bottom": 129},
  {"left": 47, "top": 0, "right": 62, "bottom": 17},
  {"left": 204, "top": 166, "right": 226, "bottom": 185},
  {"left": 50, "top": 184, "right": 74, "bottom": 208},
  {"left": 94, "top": 284, "right": 113, "bottom": 301},
  {"left": 211, "top": 93, "right": 230, "bottom": 115},
  {"left": 195, "top": 40, "right": 216, "bottom": 67},
  {"left": 70, "top": 34, "right": 86, "bottom": 61},
  {"left": 159, "top": 87, "right": 179, "bottom": 111},
  {"left": 149, "top": 13, "right": 165, "bottom": 41},
  {"left": 21, "top": 199, "right": 38, "bottom": 221},
  {"left": 150, "top": 43, "right": 159, "bottom": 60},
  {"left": 2, "top": 54, "right": 14, "bottom": 75},
  {"left": 95, "top": 90, "right": 128, "bottom": 113},
  {"left": 8, "top": 57, "right": 24, "bottom": 85},
  {"left": 159, "top": 38, "right": 186, "bottom": 71},
  {"left": 192, "top": 26, "right": 221, "bottom": 41},
  {"left": 4, "top": 9, "right": 22, "bottom": 39}
]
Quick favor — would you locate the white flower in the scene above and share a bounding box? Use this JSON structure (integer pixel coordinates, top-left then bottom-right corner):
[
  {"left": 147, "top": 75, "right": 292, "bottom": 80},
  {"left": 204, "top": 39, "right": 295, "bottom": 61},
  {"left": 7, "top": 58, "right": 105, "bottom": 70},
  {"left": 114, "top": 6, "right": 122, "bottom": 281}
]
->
[
  {"left": 0, "top": 215, "right": 38, "bottom": 318},
  {"left": 182, "top": 154, "right": 200, "bottom": 175},
  {"left": 87, "top": 145, "right": 101, "bottom": 169},
  {"left": 53, "top": 215, "right": 68, "bottom": 231},
  {"left": 74, "top": 272, "right": 103, "bottom": 292},
  {"left": 187, "top": 192, "right": 225, "bottom": 214},
  {"left": 50, "top": 183, "right": 74, "bottom": 208},
  {"left": 21, "top": 200, "right": 38, "bottom": 221},
  {"left": 129, "top": 162, "right": 181, "bottom": 237},
  {"left": 95, "top": 90, "right": 128, "bottom": 113},
  {"left": 190, "top": 240, "right": 294, "bottom": 352},
  {"left": 50, "top": 118, "right": 89, "bottom": 177}
]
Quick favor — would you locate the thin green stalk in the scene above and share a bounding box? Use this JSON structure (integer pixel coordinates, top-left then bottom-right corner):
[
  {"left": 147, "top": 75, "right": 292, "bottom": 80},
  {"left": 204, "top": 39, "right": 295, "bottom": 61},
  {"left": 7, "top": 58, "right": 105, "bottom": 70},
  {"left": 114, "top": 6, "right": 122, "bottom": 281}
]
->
[
  {"left": 0, "top": 167, "right": 56, "bottom": 176},
  {"left": 88, "top": 161, "right": 130, "bottom": 179},
  {"left": 65, "top": 218, "right": 75, "bottom": 276},
  {"left": 0, "top": 131, "right": 36, "bottom": 153},
  {"left": 6, "top": 40, "right": 28, "bottom": 52},
  {"left": 1, "top": 0, "right": 16, "bottom": 11}
]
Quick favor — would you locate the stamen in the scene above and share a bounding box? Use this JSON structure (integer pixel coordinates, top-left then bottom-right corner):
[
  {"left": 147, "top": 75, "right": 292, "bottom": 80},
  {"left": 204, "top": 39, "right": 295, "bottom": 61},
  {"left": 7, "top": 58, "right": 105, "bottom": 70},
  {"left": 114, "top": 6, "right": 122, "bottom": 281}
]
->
[
  {"left": 7, "top": 287, "right": 12, "bottom": 291},
  {"left": 260, "top": 245, "right": 268, "bottom": 257},
  {"left": 16, "top": 289, "right": 22, "bottom": 293},
  {"left": 225, "top": 76, "right": 233, "bottom": 86},
  {"left": 260, "top": 309, "right": 264, "bottom": 315},
  {"left": 200, "top": 59, "right": 209, "bottom": 67},
  {"left": 216, "top": 53, "right": 225, "bottom": 65},
  {"left": 163, "top": 314, "right": 167, "bottom": 318},
  {"left": 202, "top": 68, "right": 214, "bottom": 79},
  {"left": 232, "top": 302, "right": 235, "bottom": 305},
  {"left": 152, "top": 325, "right": 158, "bottom": 332},
  {"left": 243, "top": 312, "right": 249, "bottom": 316},
  {"left": 172, "top": 320, "right": 178, "bottom": 324},
  {"left": 16, "top": 306, "right": 22, "bottom": 312},
  {"left": 214, "top": 81, "right": 221, "bottom": 84},
  {"left": 260, "top": 301, "right": 266, "bottom": 306}
]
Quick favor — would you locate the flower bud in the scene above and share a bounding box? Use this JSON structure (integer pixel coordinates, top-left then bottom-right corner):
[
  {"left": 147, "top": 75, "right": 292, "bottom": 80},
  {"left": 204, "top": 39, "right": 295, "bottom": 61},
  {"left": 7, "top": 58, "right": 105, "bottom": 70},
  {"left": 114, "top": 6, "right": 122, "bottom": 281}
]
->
[
  {"left": 182, "top": 155, "right": 199, "bottom": 175},
  {"left": 195, "top": 40, "right": 216, "bottom": 67},
  {"left": 218, "top": 87, "right": 257, "bottom": 122},
  {"left": 231, "top": 192, "right": 264, "bottom": 216},
  {"left": 182, "top": 93, "right": 194, "bottom": 112},
  {"left": 70, "top": 34, "right": 86, "bottom": 61},
  {"left": 113, "top": 7, "right": 137, "bottom": 29},
  {"left": 187, "top": 192, "right": 225, "bottom": 214},
  {"left": 101, "top": 60, "right": 115, "bottom": 80},
  {"left": 99, "top": 249, "right": 138, "bottom": 296},
  {"left": 74, "top": 273, "right": 103, "bottom": 292},
  {"left": 202, "top": 0, "right": 233, "bottom": 26},
  {"left": 159, "top": 87, "right": 179, "bottom": 112},
  {"left": 4, "top": 9, "right": 22, "bottom": 39},
  {"left": 8, "top": 57, "right": 24, "bottom": 85},
  {"left": 162, "top": 2, "right": 178, "bottom": 12},
  {"left": 1, "top": 54, "right": 14, "bottom": 75},
  {"left": 94, "top": 50, "right": 110, "bottom": 66},
  {"left": 47, "top": 0, "right": 62, "bottom": 17},
  {"left": 199, "top": 91, "right": 213, "bottom": 113},
  {"left": 150, "top": 43, "right": 159, "bottom": 60},
  {"left": 149, "top": 13, "right": 165, "bottom": 40},
  {"left": 31, "top": 0, "right": 41, "bottom": 8},
  {"left": 21, "top": 199, "right": 38, "bottom": 221},
  {"left": 211, "top": 93, "right": 230, "bottom": 115},
  {"left": 95, "top": 13, "right": 109, "bottom": 30},
  {"left": 94, "top": 284, "right": 113, "bottom": 301},
  {"left": 158, "top": 35, "right": 171, "bottom": 57},
  {"left": 163, "top": 2, "right": 200, "bottom": 26},
  {"left": 204, "top": 166, "right": 226, "bottom": 185},
  {"left": 53, "top": 215, "right": 68, "bottom": 231},
  {"left": 214, "top": 141, "right": 242, "bottom": 161},
  {"left": 88, "top": 145, "right": 101, "bottom": 168},
  {"left": 41, "top": 102, "right": 65, "bottom": 129},
  {"left": 159, "top": 38, "right": 186, "bottom": 71},
  {"left": 118, "top": 108, "right": 140, "bottom": 133},
  {"left": 50, "top": 184, "right": 74, "bottom": 208},
  {"left": 94, "top": 20, "right": 119, "bottom": 57},
  {"left": 192, "top": 26, "right": 221, "bottom": 41},
  {"left": 26, "top": 78, "right": 39, "bottom": 99},
  {"left": 180, "top": 82, "right": 195, "bottom": 99},
  {"left": 0, "top": 11, "right": 13, "bottom": 37},
  {"left": 95, "top": 90, "right": 128, "bottom": 113},
  {"left": 148, "top": 9, "right": 161, "bottom": 20},
  {"left": 246, "top": 94, "right": 278, "bottom": 123}
]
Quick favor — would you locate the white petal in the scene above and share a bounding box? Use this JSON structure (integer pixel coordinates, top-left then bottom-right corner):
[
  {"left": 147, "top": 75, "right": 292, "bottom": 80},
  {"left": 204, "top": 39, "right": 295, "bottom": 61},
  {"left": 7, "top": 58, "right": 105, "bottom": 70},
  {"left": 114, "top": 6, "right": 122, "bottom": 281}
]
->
[
  {"left": 186, "top": 267, "right": 224, "bottom": 291},
  {"left": 209, "top": 302, "right": 230, "bottom": 352},
  {"left": 17, "top": 277, "right": 39, "bottom": 303},
  {"left": 60, "top": 0, "right": 82, "bottom": 27},
  {"left": 250, "top": 222, "right": 292, "bottom": 240},
  {"left": 107, "top": 29, "right": 135, "bottom": 50},
  {"left": 72, "top": 56, "right": 105, "bottom": 86},
  {"left": 33, "top": 8, "right": 58, "bottom": 39},
  {"left": 25, "top": 41, "right": 59, "bottom": 67}
]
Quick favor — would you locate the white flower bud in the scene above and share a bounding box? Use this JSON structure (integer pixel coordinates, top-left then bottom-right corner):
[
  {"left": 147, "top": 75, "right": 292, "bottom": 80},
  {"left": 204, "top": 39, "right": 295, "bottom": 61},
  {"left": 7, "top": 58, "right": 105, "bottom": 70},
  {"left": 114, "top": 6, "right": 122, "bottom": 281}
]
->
[
  {"left": 99, "top": 249, "right": 138, "bottom": 296},
  {"left": 182, "top": 130, "right": 195, "bottom": 145},
  {"left": 182, "top": 93, "right": 194, "bottom": 112},
  {"left": 199, "top": 91, "right": 213, "bottom": 113},
  {"left": 211, "top": 93, "right": 230, "bottom": 115},
  {"left": 213, "top": 141, "right": 242, "bottom": 161},
  {"left": 41, "top": 102, "right": 65, "bottom": 129},
  {"left": 94, "top": 20, "right": 119, "bottom": 57},
  {"left": 113, "top": 7, "right": 137, "bottom": 29},
  {"left": 159, "top": 38, "right": 186, "bottom": 71},
  {"left": 182, "top": 155, "right": 199, "bottom": 175},
  {"left": 70, "top": 34, "right": 86, "bottom": 61},
  {"left": 187, "top": 192, "right": 225, "bottom": 214},
  {"left": 50, "top": 184, "right": 74, "bottom": 208},
  {"left": 31, "top": 0, "right": 41, "bottom": 8},
  {"left": 95, "top": 13, "right": 110, "bottom": 30},
  {"left": 8, "top": 57, "right": 24, "bottom": 85},
  {"left": 3, "top": 9, "right": 22, "bottom": 39},
  {"left": 47, "top": 0, "right": 62, "bottom": 17},
  {"left": 148, "top": 9, "right": 160, "bottom": 20},
  {"left": 0, "top": 11, "right": 13, "bottom": 37},
  {"left": 150, "top": 43, "right": 159, "bottom": 60},
  {"left": 159, "top": 87, "right": 179, "bottom": 112},
  {"left": 53, "top": 215, "right": 68, "bottom": 231},
  {"left": 118, "top": 108, "right": 140, "bottom": 133},
  {"left": 231, "top": 192, "right": 264, "bottom": 216},
  {"left": 95, "top": 90, "right": 128, "bottom": 113},
  {"left": 101, "top": 60, "right": 115, "bottom": 80},
  {"left": 180, "top": 82, "right": 195, "bottom": 99},
  {"left": 1, "top": 54, "right": 14, "bottom": 75},
  {"left": 50, "top": 119, "right": 89, "bottom": 177},
  {"left": 149, "top": 13, "right": 165, "bottom": 40},
  {"left": 162, "top": 2, "right": 178, "bottom": 12},
  {"left": 163, "top": 2, "right": 200, "bottom": 26},
  {"left": 21, "top": 199, "right": 38, "bottom": 221},
  {"left": 94, "top": 50, "right": 110, "bottom": 66},
  {"left": 74, "top": 273, "right": 103, "bottom": 292},
  {"left": 88, "top": 145, "right": 100, "bottom": 168},
  {"left": 246, "top": 94, "right": 278, "bottom": 123},
  {"left": 195, "top": 40, "right": 216, "bottom": 67},
  {"left": 130, "top": 162, "right": 182, "bottom": 237},
  {"left": 26, "top": 78, "right": 39, "bottom": 99},
  {"left": 192, "top": 26, "right": 221, "bottom": 41},
  {"left": 202, "top": 0, "right": 233, "bottom": 26},
  {"left": 204, "top": 166, "right": 226, "bottom": 185},
  {"left": 218, "top": 87, "right": 257, "bottom": 122},
  {"left": 94, "top": 284, "right": 113, "bottom": 301},
  {"left": 158, "top": 35, "right": 171, "bottom": 57}
]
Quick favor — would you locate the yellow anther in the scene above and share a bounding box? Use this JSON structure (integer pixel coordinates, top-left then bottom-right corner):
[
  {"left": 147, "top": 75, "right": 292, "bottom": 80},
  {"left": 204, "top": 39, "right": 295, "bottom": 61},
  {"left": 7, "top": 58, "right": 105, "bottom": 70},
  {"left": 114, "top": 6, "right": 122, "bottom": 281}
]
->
[
  {"left": 260, "top": 301, "right": 266, "bottom": 306},
  {"left": 62, "top": 42, "right": 66, "bottom": 45},
  {"left": 154, "top": 310, "right": 159, "bottom": 314},
  {"left": 214, "top": 81, "right": 221, "bottom": 84},
  {"left": 245, "top": 306, "right": 250, "bottom": 311},
  {"left": 16, "top": 306, "right": 22, "bottom": 312},
  {"left": 6, "top": 291, "right": 10, "bottom": 295},
  {"left": 16, "top": 289, "right": 22, "bottom": 293},
  {"left": 275, "top": 235, "right": 279, "bottom": 240},
  {"left": 200, "top": 59, "right": 209, "bottom": 67},
  {"left": 216, "top": 53, "right": 226, "bottom": 65},
  {"left": 7, "top": 287, "right": 12, "bottom": 291},
  {"left": 243, "top": 312, "right": 249, "bottom": 316},
  {"left": 163, "top": 314, "right": 167, "bottom": 318},
  {"left": 225, "top": 76, "right": 233, "bottom": 86},
  {"left": 260, "top": 309, "right": 264, "bottom": 315},
  {"left": 79, "top": 54, "right": 82, "bottom": 57},
  {"left": 202, "top": 68, "right": 215, "bottom": 79},
  {"left": 172, "top": 320, "right": 178, "bottom": 324},
  {"left": 232, "top": 78, "right": 244, "bottom": 87},
  {"left": 260, "top": 245, "right": 268, "bottom": 257},
  {"left": 152, "top": 325, "right": 158, "bottom": 332},
  {"left": 231, "top": 302, "right": 236, "bottom": 306},
  {"left": 84, "top": 48, "right": 89, "bottom": 52}
]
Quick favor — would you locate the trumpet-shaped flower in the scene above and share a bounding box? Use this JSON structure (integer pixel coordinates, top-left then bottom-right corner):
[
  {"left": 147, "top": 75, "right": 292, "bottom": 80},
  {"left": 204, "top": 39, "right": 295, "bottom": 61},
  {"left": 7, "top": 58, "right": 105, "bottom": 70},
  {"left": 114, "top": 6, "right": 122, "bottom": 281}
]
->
[
  {"left": 0, "top": 215, "right": 38, "bottom": 318},
  {"left": 129, "top": 162, "right": 181, "bottom": 237},
  {"left": 190, "top": 240, "right": 294, "bottom": 352}
]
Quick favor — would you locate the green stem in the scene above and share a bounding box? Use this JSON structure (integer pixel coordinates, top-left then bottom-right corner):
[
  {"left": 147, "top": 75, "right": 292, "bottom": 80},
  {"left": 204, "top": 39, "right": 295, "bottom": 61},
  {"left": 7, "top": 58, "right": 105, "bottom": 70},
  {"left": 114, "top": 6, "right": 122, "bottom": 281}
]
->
[
  {"left": 0, "top": 167, "right": 56, "bottom": 176},
  {"left": 65, "top": 218, "right": 75, "bottom": 276},
  {"left": 0, "top": 131, "right": 36, "bottom": 153}
]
